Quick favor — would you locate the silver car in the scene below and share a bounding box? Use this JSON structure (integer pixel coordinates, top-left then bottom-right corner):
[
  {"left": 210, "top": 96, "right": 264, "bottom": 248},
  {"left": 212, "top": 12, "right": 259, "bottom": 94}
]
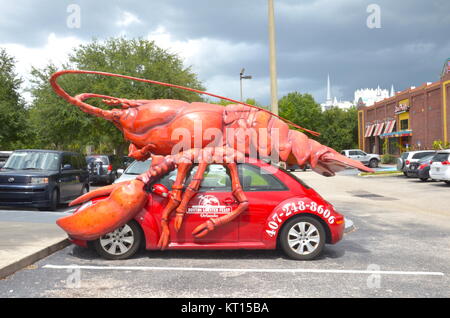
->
[
  {"left": 114, "top": 159, "right": 151, "bottom": 183},
  {"left": 341, "top": 149, "right": 380, "bottom": 168}
]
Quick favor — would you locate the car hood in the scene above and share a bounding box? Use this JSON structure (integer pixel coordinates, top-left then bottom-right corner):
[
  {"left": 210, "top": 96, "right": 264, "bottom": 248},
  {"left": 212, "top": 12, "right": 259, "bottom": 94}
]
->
[{"left": 114, "top": 173, "right": 139, "bottom": 184}]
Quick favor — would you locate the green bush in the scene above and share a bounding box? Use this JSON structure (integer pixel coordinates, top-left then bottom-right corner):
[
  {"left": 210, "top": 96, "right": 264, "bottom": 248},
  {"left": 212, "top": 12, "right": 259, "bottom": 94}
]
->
[{"left": 381, "top": 154, "right": 396, "bottom": 164}]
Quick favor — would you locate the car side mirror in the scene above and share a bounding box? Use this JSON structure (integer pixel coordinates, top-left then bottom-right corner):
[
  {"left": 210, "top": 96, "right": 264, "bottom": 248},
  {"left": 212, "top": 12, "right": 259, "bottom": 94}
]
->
[
  {"left": 117, "top": 168, "right": 124, "bottom": 176},
  {"left": 62, "top": 164, "right": 72, "bottom": 170},
  {"left": 151, "top": 183, "right": 169, "bottom": 198}
]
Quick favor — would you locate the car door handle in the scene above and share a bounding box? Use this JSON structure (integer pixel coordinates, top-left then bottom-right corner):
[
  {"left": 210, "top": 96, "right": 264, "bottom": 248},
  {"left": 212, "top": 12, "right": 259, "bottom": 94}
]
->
[{"left": 223, "top": 198, "right": 236, "bottom": 205}]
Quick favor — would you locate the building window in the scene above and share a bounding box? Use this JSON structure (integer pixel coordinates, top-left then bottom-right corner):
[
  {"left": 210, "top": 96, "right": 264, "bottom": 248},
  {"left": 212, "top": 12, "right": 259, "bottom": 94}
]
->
[{"left": 400, "top": 119, "right": 409, "bottom": 130}]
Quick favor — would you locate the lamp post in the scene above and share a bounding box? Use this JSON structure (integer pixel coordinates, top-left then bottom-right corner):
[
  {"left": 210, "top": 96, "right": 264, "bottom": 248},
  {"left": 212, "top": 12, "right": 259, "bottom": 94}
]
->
[
  {"left": 268, "top": 0, "right": 279, "bottom": 115},
  {"left": 240, "top": 68, "right": 252, "bottom": 102}
]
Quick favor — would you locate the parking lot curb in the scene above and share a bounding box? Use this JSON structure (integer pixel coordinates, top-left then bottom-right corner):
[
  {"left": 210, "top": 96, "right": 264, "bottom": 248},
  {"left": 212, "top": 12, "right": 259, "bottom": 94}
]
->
[
  {"left": 0, "top": 238, "right": 70, "bottom": 280},
  {"left": 358, "top": 172, "right": 403, "bottom": 177}
]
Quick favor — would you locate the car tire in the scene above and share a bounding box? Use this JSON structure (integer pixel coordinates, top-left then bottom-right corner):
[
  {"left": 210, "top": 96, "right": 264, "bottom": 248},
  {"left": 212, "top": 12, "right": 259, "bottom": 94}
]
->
[
  {"left": 93, "top": 220, "right": 142, "bottom": 260},
  {"left": 445, "top": 181, "right": 450, "bottom": 185},
  {"left": 48, "top": 188, "right": 59, "bottom": 211},
  {"left": 38, "top": 188, "right": 59, "bottom": 211},
  {"left": 369, "top": 159, "right": 379, "bottom": 168},
  {"left": 397, "top": 158, "right": 404, "bottom": 171},
  {"left": 279, "top": 216, "right": 326, "bottom": 260},
  {"left": 420, "top": 178, "right": 428, "bottom": 182},
  {"left": 403, "top": 172, "right": 407, "bottom": 177},
  {"left": 81, "top": 184, "right": 89, "bottom": 196}
]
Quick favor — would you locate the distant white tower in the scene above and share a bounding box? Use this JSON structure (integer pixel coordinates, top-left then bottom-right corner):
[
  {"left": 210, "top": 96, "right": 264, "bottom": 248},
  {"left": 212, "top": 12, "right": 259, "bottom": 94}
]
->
[
  {"left": 320, "top": 74, "right": 354, "bottom": 111},
  {"left": 326, "top": 74, "right": 331, "bottom": 103},
  {"left": 390, "top": 84, "right": 395, "bottom": 97}
]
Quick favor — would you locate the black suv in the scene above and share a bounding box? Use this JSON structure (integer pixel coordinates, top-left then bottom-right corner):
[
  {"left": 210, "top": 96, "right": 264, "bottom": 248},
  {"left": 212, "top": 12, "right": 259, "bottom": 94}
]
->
[
  {"left": 0, "top": 150, "right": 89, "bottom": 211},
  {"left": 86, "top": 155, "right": 121, "bottom": 185}
]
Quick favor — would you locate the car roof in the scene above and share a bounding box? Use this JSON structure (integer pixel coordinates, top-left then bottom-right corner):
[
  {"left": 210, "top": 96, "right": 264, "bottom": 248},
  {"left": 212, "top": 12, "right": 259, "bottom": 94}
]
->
[
  {"left": 436, "top": 149, "right": 450, "bottom": 154},
  {"left": 14, "top": 149, "right": 80, "bottom": 155}
]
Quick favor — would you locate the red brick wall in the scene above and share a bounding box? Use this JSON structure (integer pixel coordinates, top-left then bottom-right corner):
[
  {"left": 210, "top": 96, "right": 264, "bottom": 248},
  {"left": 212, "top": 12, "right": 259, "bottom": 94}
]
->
[{"left": 427, "top": 87, "right": 442, "bottom": 147}]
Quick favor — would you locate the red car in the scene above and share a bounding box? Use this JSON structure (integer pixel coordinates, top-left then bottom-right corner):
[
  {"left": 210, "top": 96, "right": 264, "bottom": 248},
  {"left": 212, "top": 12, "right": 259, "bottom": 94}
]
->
[{"left": 70, "top": 159, "right": 346, "bottom": 260}]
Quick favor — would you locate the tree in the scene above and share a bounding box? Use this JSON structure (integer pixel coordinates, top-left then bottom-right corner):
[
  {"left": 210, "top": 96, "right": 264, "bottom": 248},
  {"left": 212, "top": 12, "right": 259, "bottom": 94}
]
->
[
  {"left": 279, "top": 92, "right": 323, "bottom": 135},
  {"left": 319, "top": 106, "right": 358, "bottom": 151},
  {"left": 29, "top": 37, "right": 205, "bottom": 154},
  {"left": 0, "top": 48, "right": 30, "bottom": 150}
]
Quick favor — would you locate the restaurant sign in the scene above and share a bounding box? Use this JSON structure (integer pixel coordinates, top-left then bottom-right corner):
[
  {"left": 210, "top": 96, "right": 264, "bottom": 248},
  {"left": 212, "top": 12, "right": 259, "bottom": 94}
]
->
[{"left": 395, "top": 99, "right": 410, "bottom": 114}]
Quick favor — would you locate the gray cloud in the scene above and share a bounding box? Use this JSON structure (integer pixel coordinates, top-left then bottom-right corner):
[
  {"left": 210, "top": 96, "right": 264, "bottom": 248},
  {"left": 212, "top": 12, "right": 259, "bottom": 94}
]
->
[{"left": 1, "top": 0, "right": 449, "bottom": 104}]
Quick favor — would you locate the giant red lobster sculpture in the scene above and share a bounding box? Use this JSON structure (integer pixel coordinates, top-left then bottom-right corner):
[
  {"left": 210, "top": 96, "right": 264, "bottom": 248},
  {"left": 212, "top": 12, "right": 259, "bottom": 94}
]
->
[{"left": 51, "top": 70, "right": 372, "bottom": 249}]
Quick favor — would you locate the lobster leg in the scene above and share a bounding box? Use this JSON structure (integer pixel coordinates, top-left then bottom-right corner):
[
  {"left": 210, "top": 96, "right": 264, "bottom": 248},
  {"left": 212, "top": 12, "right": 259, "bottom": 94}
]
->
[
  {"left": 156, "top": 161, "right": 192, "bottom": 250},
  {"left": 174, "top": 162, "right": 209, "bottom": 232},
  {"left": 192, "top": 162, "right": 249, "bottom": 238}
]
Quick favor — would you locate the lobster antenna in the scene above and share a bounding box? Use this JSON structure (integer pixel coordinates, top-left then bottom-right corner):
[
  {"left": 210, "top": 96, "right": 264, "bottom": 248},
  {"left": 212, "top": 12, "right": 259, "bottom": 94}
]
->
[{"left": 50, "top": 70, "right": 320, "bottom": 136}]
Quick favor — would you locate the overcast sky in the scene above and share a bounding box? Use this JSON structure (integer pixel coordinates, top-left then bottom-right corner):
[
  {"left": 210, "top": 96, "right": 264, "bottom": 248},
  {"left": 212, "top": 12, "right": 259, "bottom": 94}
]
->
[{"left": 1, "top": 0, "right": 449, "bottom": 106}]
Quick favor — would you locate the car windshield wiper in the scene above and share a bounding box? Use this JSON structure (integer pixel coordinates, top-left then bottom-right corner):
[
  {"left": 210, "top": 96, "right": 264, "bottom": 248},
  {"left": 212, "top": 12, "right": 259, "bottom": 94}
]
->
[
  {"left": 22, "top": 167, "right": 43, "bottom": 170},
  {"left": 1, "top": 167, "right": 14, "bottom": 169}
]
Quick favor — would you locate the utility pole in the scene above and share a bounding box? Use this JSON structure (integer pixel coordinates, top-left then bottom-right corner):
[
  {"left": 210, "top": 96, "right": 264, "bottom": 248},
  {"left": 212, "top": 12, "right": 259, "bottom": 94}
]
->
[
  {"left": 268, "top": 0, "right": 279, "bottom": 115},
  {"left": 240, "top": 68, "right": 252, "bottom": 102}
]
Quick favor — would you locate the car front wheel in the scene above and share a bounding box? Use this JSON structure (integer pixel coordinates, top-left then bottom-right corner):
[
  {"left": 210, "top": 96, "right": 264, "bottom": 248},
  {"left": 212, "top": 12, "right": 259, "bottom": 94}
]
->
[
  {"left": 280, "top": 216, "right": 326, "bottom": 260},
  {"left": 93, "top": 221, "right": 142, "bottom": 260},
  {"left": 369, "top": 159, "right": 379, "bottom": 168}
]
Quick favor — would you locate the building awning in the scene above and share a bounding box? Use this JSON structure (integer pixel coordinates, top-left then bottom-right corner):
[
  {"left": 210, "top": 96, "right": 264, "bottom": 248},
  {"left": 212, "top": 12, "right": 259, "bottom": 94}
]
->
[
  {"left": 380, "top": 129, "right": 412, "bottom": 138},
  {"left": 383, "top": 120, "right": 396, "bottom": 134},
  {"left": 373, "top": 122, "right": 385, "bottom": 136},
  {"left": 364, "top": 124, "right": 376, "bottom": 137}
]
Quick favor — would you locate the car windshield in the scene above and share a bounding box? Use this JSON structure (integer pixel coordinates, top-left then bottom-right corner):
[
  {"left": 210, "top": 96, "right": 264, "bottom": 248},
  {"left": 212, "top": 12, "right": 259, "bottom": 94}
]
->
[
  {"left": 87, "top": 156, "right": 109, "bottom": 165},
  {"left": 125, "top": 160, "right": 151, "bottom": 175},
  {"left": 418, "top": 154, "right": 435, "bottom": 163},
  {"left": 433, "top": 153, "right": 449, "bottom": 162},
  {"left": 2, "top": 151, "right": 60, "bottom": 171}
]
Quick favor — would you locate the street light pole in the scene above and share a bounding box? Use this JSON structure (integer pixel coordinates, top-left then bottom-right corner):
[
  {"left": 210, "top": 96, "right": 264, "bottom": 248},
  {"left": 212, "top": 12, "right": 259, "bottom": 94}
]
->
[
  {"left": 240, "top": 68, "right": 252, "bottom": 102},
  {"left": 268, "top": 0, "right": 279, "bottom": 115}
]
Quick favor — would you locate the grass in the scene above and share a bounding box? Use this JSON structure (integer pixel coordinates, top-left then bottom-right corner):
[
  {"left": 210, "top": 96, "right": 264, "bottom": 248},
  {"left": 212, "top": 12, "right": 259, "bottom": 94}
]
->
[{"left": 359, "top": 170, "right": 403, "bottom": 177}]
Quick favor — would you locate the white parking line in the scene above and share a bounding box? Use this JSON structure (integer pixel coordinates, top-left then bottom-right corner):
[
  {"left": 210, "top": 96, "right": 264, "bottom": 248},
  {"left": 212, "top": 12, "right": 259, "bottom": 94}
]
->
[{"left": 43, "top": 264, "right": 445, "bottom": 276}]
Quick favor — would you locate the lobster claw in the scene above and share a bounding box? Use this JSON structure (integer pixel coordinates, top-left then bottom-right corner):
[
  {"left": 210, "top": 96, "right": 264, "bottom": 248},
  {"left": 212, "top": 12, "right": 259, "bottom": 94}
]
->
[{"left": 56, "top": 179, "right": 148, "bottom": 240}]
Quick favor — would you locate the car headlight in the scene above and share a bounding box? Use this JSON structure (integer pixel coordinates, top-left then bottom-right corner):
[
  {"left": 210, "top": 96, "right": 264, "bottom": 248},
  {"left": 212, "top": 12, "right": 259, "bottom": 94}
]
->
[{"left": 29, "top": 177, "right": 49, "bottom": 184}]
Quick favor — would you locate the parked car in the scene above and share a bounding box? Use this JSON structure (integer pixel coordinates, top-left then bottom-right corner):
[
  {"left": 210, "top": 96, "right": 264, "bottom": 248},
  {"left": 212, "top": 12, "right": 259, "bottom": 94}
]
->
[
  {"left": 68, "top": 158, "right": 350, "bottom": 261},
  {"left": 429, "top": 149, "right": 450, "bottom": 185},
  {"left": 0, "top": 150, "right": 89, "bottom": 210},
  {"left": 286, "top": 163, "right": 309, "bottom": 171},
  {"left": 86, "top": 155, "right": 121, "bottom": 185},
  {"left": 405, "top": 153, "right": 436, "bottom": 181},
  {"left": 397, "top": 150, "right": 436, "bottom": 176},
  {"left": 341, "top": 149, "right": 380, "bottom": 168},
  {"left": 122, "top": 156, "right": 134, "bottom": 168},
  {"left": 114, "top": 159, "right": 152, "bottom": 184},
  {"left": 0, "top": 151, "right": 12, "bottom": 169}
]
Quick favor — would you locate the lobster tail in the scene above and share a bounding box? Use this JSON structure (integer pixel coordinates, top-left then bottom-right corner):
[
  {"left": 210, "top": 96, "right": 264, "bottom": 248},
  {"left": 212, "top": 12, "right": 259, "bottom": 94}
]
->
[{"left": 287, "top": 130, "right": 373, "bottom": 176}]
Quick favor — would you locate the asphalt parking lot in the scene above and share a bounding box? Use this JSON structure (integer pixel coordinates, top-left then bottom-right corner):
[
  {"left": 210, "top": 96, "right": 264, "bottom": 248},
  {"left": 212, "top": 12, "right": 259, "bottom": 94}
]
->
[{"left": 0, "top": 173, "right": 449, "bottom": 298}]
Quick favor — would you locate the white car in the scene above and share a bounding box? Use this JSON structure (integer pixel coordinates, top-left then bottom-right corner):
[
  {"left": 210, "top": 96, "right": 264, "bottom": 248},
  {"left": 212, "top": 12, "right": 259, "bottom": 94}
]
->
[
  {"left": 429, "top": 150, "right": 450, "bottom": 185},
  {"left": 114, "top": 159, "right": 151, "bottom": 184},
  {"left": 397, "top": 150, "right": 436, "bottom": 176},
  {"left": 341, "top": 149, "right": 380, "bottom": 168}
]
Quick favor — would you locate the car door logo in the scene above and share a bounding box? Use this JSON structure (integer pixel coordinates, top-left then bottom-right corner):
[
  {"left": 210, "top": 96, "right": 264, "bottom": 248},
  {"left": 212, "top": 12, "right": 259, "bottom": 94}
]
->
[
  {"left": 187, "top": 195, "right": 231, "bottom": 218},
  {"left": 8, "top": 177, "right": 14, "bottom": 183}
]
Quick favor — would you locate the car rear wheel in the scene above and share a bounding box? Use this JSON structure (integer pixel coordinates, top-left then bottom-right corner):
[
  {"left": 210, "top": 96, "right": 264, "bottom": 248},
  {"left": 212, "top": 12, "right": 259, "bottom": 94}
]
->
[
  {"left": 445, "top": 181, "right": 450, "bottom": 185},
  {"left": 420, "top": 178, "right": 428, "bottom": 182},
  {"left": 280, "top": 216, "right": 326, "bottom": 260},
  {"left": 93, "top": 221, "right": 142, "bottom": 260}
]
